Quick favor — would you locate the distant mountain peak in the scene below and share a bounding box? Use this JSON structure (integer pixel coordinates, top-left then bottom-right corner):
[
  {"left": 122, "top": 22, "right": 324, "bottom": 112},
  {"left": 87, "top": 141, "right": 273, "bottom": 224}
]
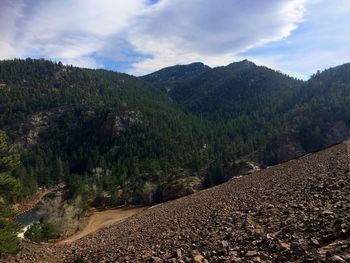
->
[
  {"left": 185, "top": 62, "right": 209, "bottom": 68},
  {"left": 141, "top": 62, "right": 211, "bottom": 83},
  {"left": 227, "top": 59, "right": 256, "bottom": 68},
  {"left": 166, "top": 61, "right": 210, "bottom": 70},
  {"left": 184, "top": 61, "right": 204, "bottom": 66}
]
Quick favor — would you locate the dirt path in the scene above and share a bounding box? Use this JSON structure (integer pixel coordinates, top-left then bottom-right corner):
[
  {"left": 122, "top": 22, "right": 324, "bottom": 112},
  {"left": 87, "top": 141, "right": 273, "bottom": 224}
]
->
[{"left": 58, "top": 207, "right": 148, "bottom": 244}]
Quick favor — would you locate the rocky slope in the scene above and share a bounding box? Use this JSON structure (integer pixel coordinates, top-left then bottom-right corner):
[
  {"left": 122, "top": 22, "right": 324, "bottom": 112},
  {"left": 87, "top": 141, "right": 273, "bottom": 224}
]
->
[{"left": 11, "top": 141, "right": 350, "bottom": 263}]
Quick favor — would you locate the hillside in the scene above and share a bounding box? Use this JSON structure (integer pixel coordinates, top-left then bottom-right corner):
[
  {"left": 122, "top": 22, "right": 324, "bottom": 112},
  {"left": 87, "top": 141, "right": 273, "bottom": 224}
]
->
[
  {"left": 13, "top": 140, "right": 350, "bottom": 262},
  {"left": 0, "top": 59, "right": 213, "bottom": 207},
  {"left": 166, "top": 61, "right": 301, "bottom": 117},
  {"left": 1, "top": 59, "right": 350, "bottom": 255},
  {"left": 141, "top": 62, "right": 211, "bottom": 86},
  {"left": 0, "top": 59, "right": 349, "bottom": 208},
  {"left": 142, "top": 61, "right": 350, "bottom": 163},
  {"left": 142, "top": 60, "right": 303, "bottom": 117}
]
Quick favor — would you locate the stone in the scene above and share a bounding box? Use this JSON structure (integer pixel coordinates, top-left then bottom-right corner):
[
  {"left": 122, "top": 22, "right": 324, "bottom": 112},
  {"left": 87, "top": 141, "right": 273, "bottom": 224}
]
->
[
  {"left": 246, "top": 250, "right": 258, "bottom": 257},
  {"left": 221, "top": 240, "right": 229, "bottom": 248},
  {"left": 151, "top": 256, "right": 163, "bottom": 263},
  {"left": 192, "top": 254, "right": 205, "bottom": 263},
  {"left": 310, "top": 238, "right": 320, "bottom": 246},
  {"left": 329, "top": 255, "right": 346, "bottom": 263},
  {"left": 231, "top": 257, "right": 242, "bottom": 262},
  {"left": 280, "top": 242, "right": 291, "bottom": 250},
  {"left": 322, "top": 210, "right": 334, "bottom": 216},
  {"left": 177, "top": 249, "right": 182, "bottom": 258}
]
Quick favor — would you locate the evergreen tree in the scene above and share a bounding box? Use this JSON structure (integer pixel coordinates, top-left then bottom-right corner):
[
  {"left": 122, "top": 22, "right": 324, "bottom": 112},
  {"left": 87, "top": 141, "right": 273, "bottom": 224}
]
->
[{"left": 0, "top": 130, "right": 22, "bottom": 254}]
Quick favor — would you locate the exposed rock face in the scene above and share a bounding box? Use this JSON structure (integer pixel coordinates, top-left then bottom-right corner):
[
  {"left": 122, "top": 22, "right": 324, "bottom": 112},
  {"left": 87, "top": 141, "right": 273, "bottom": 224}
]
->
[
  {"left": 12, "top": 108, "right": 143, "bottom": 151},
  {"left": 275, "top": 139, "right": 306, "bottom": 163},
  {"left": 37, "top": 189, "right": 84, "bottom": 237},
  {"left": 14, "top": 141, "right": 350, "bottom": 262},
  {"left": 16, "top": 112, "right": 51, "bottom": 147},
  {"left": 12, "top": 107, "right": 76, "bottom": 149},
  {"left": 161, "top": 176, "right": 202, "bottom": 202},
  {"left": 326, "top": 121, "right": 350, "bottom": 147},
  {"left": 228, "top": 161, "right": 261, "bottom": 180},
  {"left": 274, "top": 121, "right": 349, "bottom": 164},
  {"left": 103, "top": 110, "right": 142, "bottom": 136},
  {"left": 54, "top": 66, "right": 72, "bottom": 81}
]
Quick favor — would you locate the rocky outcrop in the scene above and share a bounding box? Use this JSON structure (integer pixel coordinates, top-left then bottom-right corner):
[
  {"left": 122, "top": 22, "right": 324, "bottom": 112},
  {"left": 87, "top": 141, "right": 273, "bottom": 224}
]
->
[
  {"left": 0, "top": 83, "right": 7, "bottom": 89},
  {"left": 326, "top": 121, "right": 350, "bottom": 147},
  {"left": 266, "top": 121, "right": 349, "bottom": 165},
  {"left": 12, "top": 107, "right": 143, "bottom": 150},
  {"left": 12, "top": 107, "right": 76, "bottom": 149},
  {"left": 275, "top": 139, "right": 306, "bottom": 163},
  {"left": 228, "top": 161, "right": 261, "bottom": 180},
  {"left": 161, "top": 176, "right": 202, "bottom": 202},
  {"left": 17, "top": 112, "right": 52, "bottom": 147},
  {"left": 14, "top": 141, "right": 350, "bottom": 262},
  {"left": 12, "top": 187, "right": 56, "bottom": 219},
  {"left": 103, "top": 110, "right": 142, "bottom": 136},
  {"left": 36, "top": 189, "right": 84, "bottom": 237},
  {"left": 93, "top": 174, "right": 203, "bottom": 206}
]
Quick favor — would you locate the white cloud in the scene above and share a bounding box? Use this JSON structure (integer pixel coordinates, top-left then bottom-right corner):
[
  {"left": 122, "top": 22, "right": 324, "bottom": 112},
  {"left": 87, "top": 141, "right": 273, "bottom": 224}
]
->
[
  {"left": 0, "top": 0, "right": 146, "bottom": 67},
  {"left": 0, "top": 0, "right": 348, "bottom": 78},
  {"left": 0, "top": 0, "right": 27, "bottom": 58},
  {"left": 241, "top": 0, "right": 350, "bottom": 79},
  {"left": 128, "top": 0, "right": 310, "bottom": 75}
]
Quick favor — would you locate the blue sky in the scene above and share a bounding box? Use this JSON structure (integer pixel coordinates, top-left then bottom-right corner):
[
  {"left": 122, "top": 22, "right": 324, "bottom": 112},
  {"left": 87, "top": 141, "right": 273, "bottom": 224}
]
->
[{"left": 0, "top": 0, "right": 349, "bottom": 79}]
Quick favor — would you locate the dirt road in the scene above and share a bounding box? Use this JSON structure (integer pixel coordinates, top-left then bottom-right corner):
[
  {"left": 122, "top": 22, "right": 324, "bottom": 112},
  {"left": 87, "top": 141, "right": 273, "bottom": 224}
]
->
[{"left": 59, "top": 207, "right": 147, "bottom": 244}]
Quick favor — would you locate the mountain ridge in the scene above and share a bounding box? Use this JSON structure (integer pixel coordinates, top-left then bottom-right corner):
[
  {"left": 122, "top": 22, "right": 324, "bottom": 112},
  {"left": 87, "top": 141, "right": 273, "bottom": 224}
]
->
[
  {"left": 141, "top": 62, "right": 211, "bottom": 84},
  {"left": 0, "top": 58, "right": 349, "bottom": 208},
  {"left": 1, "top": 57, "right": 350, "bottom": 257}
]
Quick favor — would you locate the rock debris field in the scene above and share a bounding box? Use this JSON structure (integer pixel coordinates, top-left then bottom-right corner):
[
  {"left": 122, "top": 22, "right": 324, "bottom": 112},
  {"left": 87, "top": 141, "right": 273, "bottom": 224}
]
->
[{"left": 11, "top": 141, "right": 350, "bottom": 263}]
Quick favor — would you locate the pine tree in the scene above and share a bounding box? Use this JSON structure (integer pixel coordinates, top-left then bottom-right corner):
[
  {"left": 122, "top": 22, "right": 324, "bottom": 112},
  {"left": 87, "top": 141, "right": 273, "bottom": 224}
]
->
[{"left": 0, "top": 130, "right": 22, "bottom": 254}]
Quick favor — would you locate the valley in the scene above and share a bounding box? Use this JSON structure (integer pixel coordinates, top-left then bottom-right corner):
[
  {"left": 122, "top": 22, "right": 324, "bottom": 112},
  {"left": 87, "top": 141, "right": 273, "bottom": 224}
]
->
[
  {"left": 0, "top": 0, "right": 349, "bottom": 262},
  {"left": 0, "top": 58, "right": 349, "bottom": 262}
]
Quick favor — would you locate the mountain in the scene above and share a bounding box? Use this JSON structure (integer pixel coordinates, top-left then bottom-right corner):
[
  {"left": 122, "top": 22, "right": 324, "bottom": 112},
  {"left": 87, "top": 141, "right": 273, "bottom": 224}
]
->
[
  {"left": 0, "top": 58, "right": 350, "bottom": 211},
  {"left": 310, "top": 62, "right": 350, "bottom": 85},
  {"left": 142, "top": 60, "right": 350, "bottom": 163},
  {"left": 141, "top": 62, "right": 211, "bottom": 85},
  {"left": 0, "top": 59, "right": 213, "bottom": 207},
  {"left": 1, "top": 58, "right": 350, "bottom": 255},
  {"left": 140, "top": 62, "right": 212, "bottom": 98},
  {"left": 163, "top": 60, "right": 303, "bottom": 118},
  {"left": 14, "top": 140, "right": 350, "bottom": 262}
]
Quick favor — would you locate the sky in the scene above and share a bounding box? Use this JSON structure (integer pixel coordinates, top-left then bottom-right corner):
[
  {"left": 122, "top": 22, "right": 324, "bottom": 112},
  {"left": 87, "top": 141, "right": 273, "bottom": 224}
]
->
[{"left": 0, "top": 0, "right": 349, "bottom": 79}]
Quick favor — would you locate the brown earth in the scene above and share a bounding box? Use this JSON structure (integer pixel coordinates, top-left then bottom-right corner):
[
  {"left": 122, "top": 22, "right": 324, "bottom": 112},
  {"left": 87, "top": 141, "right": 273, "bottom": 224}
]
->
[
  {"left": 8, "top": 141, "right": 350, "bottom": 263},
  {"left": 58, "top": 207, "right": 148, "bottom": 244}
]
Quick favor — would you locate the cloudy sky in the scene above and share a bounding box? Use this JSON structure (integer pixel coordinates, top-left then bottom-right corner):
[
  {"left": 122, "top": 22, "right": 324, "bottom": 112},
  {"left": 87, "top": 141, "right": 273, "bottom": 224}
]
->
[{"left": 0, "top": 0, "right": 349, "bottom": 79}]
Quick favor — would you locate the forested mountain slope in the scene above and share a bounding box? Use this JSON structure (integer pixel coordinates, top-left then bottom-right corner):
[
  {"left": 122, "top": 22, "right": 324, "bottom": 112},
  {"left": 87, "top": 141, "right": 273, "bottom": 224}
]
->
[
  {"left": 0, "top": 58, "right": 350, "bottom": 255},
  {"left": 164, "top": 60, "right": 303, "bottom": 118},
  {"left": 0, "top": 58, "right": 349, "bottom": 211},
  {"left": 140, "top": 62, "right": 211, "bottom": 88},
  {"left": 0, "top": 59, "right": 212, "bottom": 207},
  {"left": 142, "top": 60, "right": 350, "bottom": 163}
]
